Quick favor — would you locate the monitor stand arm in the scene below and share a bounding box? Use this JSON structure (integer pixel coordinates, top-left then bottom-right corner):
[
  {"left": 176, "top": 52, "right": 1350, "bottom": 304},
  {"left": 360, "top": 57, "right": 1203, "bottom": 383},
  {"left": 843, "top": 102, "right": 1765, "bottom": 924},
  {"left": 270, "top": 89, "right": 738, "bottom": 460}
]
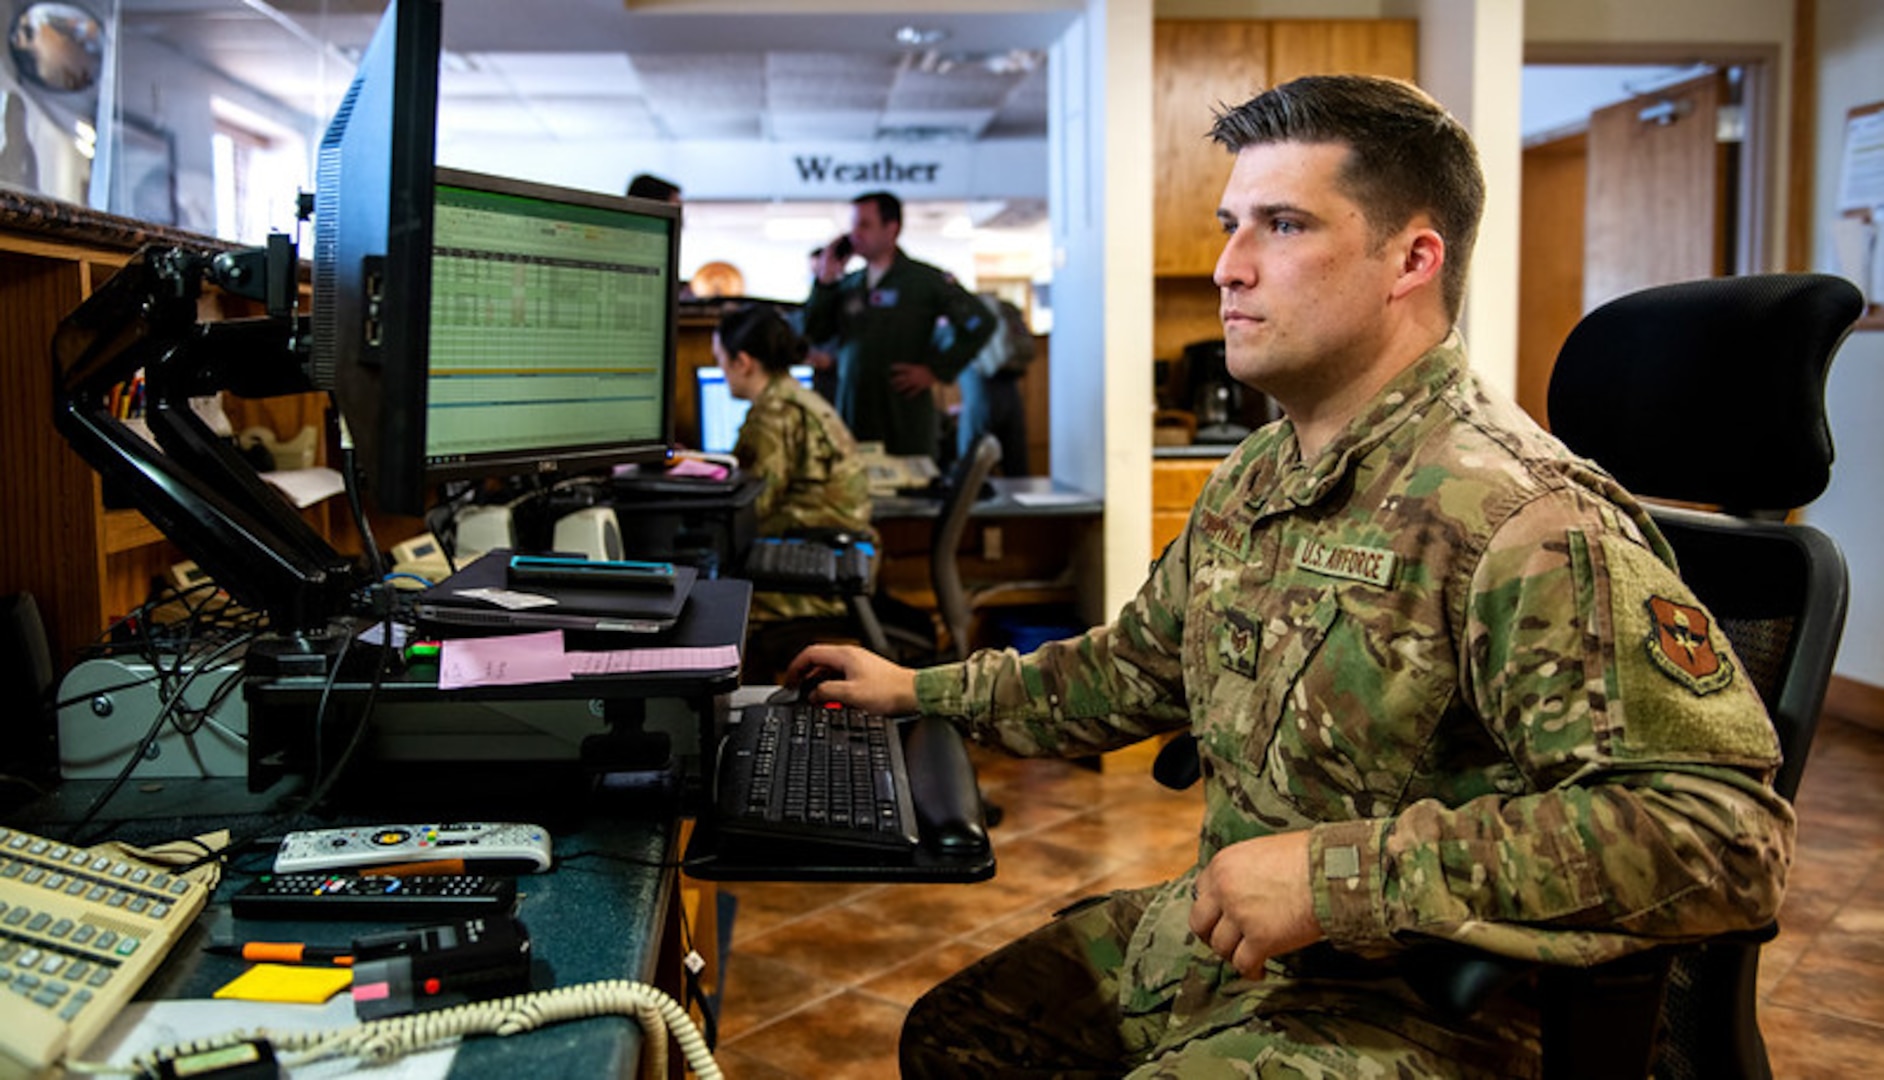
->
[{"left": 52, "top": 242, "right": 369, "bottom": 674}]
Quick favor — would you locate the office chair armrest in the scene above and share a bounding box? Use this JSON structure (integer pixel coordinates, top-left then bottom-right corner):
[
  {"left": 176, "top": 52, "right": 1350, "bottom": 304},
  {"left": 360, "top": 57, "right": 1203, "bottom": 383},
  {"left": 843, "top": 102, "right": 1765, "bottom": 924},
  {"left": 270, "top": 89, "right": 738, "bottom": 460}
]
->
[
  {"left": 1399, "top": 943, "right": 1538, "bottom": 1020},
  {"left": 1152, "top": 731, "right": 1202, "bottom": 790},
  {"left": 1399, "top": 941, "right": 1675, "bottom": 1079}
]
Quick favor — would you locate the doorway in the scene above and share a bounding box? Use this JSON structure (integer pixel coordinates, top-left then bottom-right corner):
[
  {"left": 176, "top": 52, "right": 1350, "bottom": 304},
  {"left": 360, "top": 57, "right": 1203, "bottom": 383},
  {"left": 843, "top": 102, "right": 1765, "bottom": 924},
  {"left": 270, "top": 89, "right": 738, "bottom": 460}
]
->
[{"left": 1516, "top": 54, "right": 1779, "bottom": 425}]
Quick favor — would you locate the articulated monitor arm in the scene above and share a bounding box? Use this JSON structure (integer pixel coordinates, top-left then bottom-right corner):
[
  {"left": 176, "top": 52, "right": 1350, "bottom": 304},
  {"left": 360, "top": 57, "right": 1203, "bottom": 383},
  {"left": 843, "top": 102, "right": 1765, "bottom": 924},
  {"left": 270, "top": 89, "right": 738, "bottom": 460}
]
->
[{"left": 52, "top": 243, "right": 367, "bottom": 659}]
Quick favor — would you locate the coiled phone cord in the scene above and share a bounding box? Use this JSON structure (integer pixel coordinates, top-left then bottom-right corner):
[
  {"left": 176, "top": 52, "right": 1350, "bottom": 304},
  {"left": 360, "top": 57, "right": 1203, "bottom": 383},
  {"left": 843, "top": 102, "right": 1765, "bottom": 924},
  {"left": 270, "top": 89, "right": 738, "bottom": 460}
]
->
[{"left": 78, "top": 979, "right": 720, "bottom": 1079}]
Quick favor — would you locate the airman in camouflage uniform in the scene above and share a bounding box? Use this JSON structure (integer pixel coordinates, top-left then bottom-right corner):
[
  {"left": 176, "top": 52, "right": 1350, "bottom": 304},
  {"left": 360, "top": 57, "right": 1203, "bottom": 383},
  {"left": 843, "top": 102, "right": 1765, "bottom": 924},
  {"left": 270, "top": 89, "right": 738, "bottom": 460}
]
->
[
  {"left": 733, "top": 370, "right": 876, "bottom": 624},
  {"left": 785, "top": 75, "right": 1794, "bottom": 1078},
  {"left": 714, "top": 301, "right": 876, "bottom": 626}
]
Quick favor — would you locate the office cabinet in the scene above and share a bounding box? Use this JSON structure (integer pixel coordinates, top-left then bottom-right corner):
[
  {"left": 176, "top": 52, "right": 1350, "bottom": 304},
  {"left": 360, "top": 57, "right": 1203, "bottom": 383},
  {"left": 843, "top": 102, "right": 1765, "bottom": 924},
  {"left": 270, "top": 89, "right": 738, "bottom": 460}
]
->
[
  {"left": 0, "top": 199, "right": 332, "bottom": 667},
  {"left": 1152, "top": 18, "right": 1418, "bottom": 278},
  {"left": 1151, "top": 456, "right": 1219, "bottom": 552}
]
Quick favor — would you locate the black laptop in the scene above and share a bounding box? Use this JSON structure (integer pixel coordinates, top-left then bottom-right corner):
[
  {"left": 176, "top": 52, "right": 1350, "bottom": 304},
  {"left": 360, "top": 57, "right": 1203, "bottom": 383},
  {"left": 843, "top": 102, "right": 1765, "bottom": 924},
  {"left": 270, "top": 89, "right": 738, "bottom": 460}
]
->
[{"left": 415, "top": 549, "right": 696, "bottom": 636}]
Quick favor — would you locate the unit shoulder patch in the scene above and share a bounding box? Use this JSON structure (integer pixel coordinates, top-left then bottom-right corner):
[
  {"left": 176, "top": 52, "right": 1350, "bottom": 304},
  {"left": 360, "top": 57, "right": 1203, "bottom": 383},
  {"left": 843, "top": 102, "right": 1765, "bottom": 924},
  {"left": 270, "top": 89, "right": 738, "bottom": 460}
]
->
[{"left": 1642, "top": 595, "right": 1735, "bottom": 695}]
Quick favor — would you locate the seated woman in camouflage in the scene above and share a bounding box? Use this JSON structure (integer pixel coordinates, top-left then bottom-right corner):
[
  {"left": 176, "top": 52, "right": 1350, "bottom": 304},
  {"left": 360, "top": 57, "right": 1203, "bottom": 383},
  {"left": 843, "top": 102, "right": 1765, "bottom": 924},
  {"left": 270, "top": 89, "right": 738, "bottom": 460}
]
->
[{"left": 714, "top": 302, "right": 877, "bottom": 632}]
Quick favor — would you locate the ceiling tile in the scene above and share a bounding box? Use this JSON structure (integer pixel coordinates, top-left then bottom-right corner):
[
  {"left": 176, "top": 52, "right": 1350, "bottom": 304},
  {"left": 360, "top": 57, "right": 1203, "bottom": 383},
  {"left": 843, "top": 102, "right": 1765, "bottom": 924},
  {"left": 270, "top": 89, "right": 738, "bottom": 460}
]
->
[
  {"left": 768, "top": 109, "right": 882, "bottom": 142},
  {"left": 436, "top": 98, "right": 554, "bottom": 138},
  {"left": 477, "top": 52, "right": 642, "bottom": 96},
  {"left": 875, "top": 108, "right": 999, "bottom": 141},
  {"left": 536, "top": 96, "right": 661, "bottom": 140},
  {"left": 889, "top": 66, "right": 1028, "bottom": 111}
]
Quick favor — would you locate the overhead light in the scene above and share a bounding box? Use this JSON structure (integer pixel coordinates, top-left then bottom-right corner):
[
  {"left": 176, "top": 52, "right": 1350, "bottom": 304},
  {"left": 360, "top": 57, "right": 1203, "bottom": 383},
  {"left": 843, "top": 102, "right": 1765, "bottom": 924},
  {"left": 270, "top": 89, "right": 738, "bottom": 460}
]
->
[{"left": 894, "top": 25, "right": 949, "bottom": 48}]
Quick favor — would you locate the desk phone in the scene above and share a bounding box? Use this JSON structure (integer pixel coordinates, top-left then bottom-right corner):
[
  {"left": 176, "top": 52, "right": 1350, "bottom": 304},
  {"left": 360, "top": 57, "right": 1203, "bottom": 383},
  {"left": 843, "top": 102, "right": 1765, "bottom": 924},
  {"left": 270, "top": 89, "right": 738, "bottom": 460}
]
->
[{"left": 0, "top": 825, "right": 210, "bottom": 1076}]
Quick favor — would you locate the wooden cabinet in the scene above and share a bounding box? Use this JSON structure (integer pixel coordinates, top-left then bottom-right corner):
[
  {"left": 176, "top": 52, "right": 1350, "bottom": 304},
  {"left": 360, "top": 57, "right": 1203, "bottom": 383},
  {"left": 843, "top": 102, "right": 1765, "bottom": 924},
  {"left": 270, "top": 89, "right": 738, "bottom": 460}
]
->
[
  {"left": 1152, "top": 19, "right": 1419, "bottom": 279},
  {"left": 1151, "top": 457, "right": 1220, "bottom": 552},
  {"left": 0, "top": 199, "right": 337, "bottom": 667},
  {"left": 1153, "top": 20, "right": 1271, "bottom": 277},
  {"left": 1148, "top": 19, "right": 1418, "bottom": 548}
]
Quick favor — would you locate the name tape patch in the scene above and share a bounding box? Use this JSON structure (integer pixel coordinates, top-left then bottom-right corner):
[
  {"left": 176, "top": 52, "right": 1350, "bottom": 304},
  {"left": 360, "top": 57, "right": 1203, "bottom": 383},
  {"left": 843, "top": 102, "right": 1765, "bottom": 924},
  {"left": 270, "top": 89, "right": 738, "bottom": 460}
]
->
[{"left": 1296, "top": 540, "right": 1398, "bottom": 588}]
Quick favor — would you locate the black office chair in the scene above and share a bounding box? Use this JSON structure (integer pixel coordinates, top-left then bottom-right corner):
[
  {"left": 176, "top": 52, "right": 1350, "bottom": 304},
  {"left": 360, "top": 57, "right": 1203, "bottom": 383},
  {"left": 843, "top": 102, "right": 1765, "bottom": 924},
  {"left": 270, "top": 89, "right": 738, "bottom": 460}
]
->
[
  {"left": 0, "top": 592, "right": 59, "bottom": 812},
  {"left": 930, "top": 433, "right": 1081, "bottom": 662},
  {"left": 1512, "top": 273, "right": 1859, "bottom": 1080},
  {"left": 931, "top": 434, "right": 1005, "bottom": 661},
  {"left": 1153, "top": 273, "right": 1865, "bottom": 1078}
]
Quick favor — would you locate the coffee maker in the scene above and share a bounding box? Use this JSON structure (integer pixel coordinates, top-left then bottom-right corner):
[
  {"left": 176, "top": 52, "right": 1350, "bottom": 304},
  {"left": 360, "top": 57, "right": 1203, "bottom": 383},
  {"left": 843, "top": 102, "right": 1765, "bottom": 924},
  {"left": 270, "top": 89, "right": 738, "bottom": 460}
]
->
[{"left": 1182, "top": 339, "right": 1276, "bottom": 444}]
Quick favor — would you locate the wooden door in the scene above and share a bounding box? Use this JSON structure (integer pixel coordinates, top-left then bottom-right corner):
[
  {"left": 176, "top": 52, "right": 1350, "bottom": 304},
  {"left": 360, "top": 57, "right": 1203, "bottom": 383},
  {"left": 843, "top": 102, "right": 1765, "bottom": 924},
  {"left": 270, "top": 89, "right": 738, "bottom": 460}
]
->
[
  {"left": 1517, "top": 132, "right": 1587, "bottom": 426},
  {"left": 1583, "top": 71, "right": 1730, "bottom": 311}
]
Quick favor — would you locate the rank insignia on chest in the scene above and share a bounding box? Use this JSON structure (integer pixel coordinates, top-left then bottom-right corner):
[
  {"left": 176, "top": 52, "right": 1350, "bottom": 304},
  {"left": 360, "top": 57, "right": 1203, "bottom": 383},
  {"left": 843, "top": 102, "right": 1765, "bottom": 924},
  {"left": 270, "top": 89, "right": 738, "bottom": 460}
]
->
[
  {"left": 1295, "top": 539, "right": 1398, "bottom": 588},
  {"left": 1643, "top": 595, "right": 1735, "bottom": 694}
]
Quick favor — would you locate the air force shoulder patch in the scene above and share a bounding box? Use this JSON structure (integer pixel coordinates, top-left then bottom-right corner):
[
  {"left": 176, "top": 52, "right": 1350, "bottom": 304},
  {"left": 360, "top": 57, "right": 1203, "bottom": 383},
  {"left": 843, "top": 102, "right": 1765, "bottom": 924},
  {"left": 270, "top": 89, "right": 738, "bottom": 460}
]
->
[{"left": 1643, "top": 595, "right": 1735, "bottom": 695}]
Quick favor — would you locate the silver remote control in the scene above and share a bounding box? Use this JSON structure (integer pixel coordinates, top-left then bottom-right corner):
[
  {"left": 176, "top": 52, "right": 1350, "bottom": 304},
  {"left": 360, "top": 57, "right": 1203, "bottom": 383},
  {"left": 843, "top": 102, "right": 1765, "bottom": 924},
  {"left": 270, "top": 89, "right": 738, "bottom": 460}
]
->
[{"left": 273, "top": 822, "right": 552, "bottom": 874}]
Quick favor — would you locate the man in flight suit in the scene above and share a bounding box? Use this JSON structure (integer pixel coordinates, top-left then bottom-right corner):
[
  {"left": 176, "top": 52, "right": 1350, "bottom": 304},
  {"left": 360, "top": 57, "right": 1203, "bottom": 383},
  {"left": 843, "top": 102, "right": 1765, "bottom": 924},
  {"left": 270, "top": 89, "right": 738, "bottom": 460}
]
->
[
  {"left": 803, "top": 190, "right": 995, "bottom": 458},
  {"left": 785, "top": 74, "right": 1795, "bottom": 1078}
]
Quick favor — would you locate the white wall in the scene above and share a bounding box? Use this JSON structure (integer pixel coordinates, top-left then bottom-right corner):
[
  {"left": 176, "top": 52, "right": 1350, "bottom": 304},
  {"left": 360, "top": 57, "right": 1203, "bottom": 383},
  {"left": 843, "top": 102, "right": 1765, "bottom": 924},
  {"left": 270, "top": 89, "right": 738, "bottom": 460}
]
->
[
  {"left": 111, "top": 31, "right": 322, "bottom": 236},
  {"left": 1399, "top": 0, "right": 1523, "bottom": 400},
  {"left": 1807, "top": 0, "right": 1884, "bottom": 690},
  {"left": 1050, "top": 0, "right": 1156, "bottom": 618}
]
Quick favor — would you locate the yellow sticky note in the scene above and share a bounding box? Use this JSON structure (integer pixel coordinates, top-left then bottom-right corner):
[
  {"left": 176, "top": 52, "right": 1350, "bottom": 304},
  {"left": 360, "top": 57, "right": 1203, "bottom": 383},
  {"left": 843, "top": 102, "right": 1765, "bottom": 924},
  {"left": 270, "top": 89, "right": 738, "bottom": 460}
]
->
[{"left": 213, "top": 963, "right": 353, "bottom": 1004}]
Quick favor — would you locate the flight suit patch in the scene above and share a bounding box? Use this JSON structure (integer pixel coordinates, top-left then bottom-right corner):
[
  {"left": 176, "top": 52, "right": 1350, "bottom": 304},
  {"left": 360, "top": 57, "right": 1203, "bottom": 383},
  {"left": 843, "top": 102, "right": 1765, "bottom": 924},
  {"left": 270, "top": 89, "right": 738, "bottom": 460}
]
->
[
  {"left": 868, "top": 287, "right": 899, "bottom": 307},
  {"left": 1643, "top": 595, "right": 1735, "bottom": 695}
]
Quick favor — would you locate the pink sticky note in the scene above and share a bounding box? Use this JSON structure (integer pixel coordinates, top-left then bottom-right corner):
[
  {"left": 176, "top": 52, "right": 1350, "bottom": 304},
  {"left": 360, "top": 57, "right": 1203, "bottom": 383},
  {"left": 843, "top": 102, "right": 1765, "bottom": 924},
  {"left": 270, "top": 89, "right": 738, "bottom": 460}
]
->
[
  {"left": 438, "top": 630, "right": 573, "bottom": 690},
  {"left": 666, "top": 458, "right": 729, "bottom": 480}
]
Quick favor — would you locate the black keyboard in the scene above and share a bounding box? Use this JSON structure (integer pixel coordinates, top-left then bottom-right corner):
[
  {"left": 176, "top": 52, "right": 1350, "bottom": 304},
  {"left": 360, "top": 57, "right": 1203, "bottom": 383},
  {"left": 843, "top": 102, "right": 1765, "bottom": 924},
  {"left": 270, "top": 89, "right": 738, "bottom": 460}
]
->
[
  {"left": 741, "top": 538, "right": 873, "bottom": 592},
  {"left": 714, "top": 702, "right": 921, "bottom": 852}
]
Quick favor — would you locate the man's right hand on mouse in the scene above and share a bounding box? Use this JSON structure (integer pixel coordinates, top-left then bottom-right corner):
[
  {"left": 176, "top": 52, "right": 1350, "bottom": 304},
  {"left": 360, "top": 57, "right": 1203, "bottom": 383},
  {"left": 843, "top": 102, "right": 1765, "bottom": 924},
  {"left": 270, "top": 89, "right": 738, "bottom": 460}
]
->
[{"left": 784, "top": 644, "right": 920, "bottom": 716}]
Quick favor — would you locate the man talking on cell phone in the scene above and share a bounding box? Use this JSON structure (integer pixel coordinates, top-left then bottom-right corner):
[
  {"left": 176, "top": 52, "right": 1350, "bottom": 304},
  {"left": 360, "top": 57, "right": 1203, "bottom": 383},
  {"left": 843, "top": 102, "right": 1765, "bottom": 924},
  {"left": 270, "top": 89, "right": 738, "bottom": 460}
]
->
[{"left": 802, "top": 190, "right": 995, "bottom": 460}]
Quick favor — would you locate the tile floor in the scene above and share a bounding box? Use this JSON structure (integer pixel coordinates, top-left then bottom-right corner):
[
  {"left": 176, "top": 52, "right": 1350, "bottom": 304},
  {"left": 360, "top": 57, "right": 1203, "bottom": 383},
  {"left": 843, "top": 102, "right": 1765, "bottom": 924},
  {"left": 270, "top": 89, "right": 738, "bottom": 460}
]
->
[{"left": 704, "top": 714, "right": 1884, "bottom": 1078}]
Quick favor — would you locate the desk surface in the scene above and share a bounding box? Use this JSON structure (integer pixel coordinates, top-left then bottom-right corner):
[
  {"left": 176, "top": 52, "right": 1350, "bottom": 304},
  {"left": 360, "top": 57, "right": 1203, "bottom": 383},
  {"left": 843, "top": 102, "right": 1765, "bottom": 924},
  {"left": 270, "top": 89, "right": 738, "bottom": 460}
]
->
[
  {"left": 871, "top": 475, "right": 1103, "bottom": 522},
  {"left": 9, "top": 783, "right": 682, "bottom": 1078},
  {"left": 118, "top": 812, "right": 677, "bottom": 1078}
]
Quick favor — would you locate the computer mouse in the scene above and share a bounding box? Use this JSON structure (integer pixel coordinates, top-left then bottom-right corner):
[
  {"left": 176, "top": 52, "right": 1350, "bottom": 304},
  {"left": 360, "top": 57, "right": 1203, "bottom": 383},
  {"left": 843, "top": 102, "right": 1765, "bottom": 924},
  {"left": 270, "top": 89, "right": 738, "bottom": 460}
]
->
[{"left": 767, "top": 670, "right": 834, "bottom": 706}]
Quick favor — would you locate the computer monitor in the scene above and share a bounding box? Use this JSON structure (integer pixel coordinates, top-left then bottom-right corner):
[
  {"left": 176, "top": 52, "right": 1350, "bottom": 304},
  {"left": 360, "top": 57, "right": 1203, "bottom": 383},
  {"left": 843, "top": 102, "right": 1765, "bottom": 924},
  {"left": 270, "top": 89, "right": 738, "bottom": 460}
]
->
[
  {"left": 424, "top": 169, "right": 679, "bottom": 487},
  {"left": 311, "top": 0, "right": 442, "bottom": 518},
  {"left": 695, "top": 364, "right": 816, "bottom": 455}
]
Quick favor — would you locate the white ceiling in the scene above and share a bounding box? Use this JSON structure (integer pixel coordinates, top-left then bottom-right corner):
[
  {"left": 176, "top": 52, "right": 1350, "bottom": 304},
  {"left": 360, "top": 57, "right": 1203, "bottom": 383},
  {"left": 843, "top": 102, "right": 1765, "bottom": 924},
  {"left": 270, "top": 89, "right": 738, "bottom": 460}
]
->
[{"left": 119, "top": 0, "right": 1074, "bottom": 147}]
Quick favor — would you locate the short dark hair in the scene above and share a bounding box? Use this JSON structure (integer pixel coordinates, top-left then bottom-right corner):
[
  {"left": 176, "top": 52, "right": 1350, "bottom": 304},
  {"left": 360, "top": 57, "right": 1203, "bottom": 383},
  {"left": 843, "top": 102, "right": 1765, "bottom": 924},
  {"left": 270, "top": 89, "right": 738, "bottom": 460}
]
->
[
  {"left": 717, "top": 303, "right": 808, "bottom": 375},
  {"left": 1210, "top": 74, "right": 1484, "bottom": 320},
  {"left": 627, "top": 173, "right": 681, "bottom": 202},
  {"left": 852, "top": 190, "right": 902, "bottom": 228}
]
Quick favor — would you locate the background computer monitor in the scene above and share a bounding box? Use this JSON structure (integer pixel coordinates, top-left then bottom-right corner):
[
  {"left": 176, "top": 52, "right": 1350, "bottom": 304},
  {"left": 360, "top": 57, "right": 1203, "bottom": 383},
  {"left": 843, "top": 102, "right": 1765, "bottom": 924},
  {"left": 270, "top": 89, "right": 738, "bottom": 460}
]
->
[
  {"left": 424, "top": 169, "right": 679, "bottom": 487},
  {"left": 695, "top": 365, "right": 816, "bottom": 455}
]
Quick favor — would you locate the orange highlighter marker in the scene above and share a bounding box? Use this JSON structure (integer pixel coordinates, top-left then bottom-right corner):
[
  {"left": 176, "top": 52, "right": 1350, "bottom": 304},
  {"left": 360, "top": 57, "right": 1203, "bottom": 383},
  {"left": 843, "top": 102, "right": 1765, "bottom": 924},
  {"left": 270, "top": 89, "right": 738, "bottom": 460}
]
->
[
  {"left": 358, "top": 859, "right": 467, "bottom": 878},
  {"left": 209, "top": 942, "right": 354, "bottom": 966}
]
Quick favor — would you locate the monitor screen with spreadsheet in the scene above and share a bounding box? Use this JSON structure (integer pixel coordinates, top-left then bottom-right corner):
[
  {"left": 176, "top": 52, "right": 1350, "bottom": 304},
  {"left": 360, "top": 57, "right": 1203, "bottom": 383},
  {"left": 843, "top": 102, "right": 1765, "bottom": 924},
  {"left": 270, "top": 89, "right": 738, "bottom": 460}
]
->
[
  {"left": 422, "top": 167, "right": 679, "bottom": 487},
  {"left": 695, "top": 364, "right": 817, "bottom": 455}
]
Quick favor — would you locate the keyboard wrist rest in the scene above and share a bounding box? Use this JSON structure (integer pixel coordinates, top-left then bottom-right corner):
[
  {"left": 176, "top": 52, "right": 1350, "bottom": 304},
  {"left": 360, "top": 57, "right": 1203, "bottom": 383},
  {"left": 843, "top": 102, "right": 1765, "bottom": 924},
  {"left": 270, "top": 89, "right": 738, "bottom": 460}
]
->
[{"left": 901, "top": 717, "right": 989, "bottom": 854}]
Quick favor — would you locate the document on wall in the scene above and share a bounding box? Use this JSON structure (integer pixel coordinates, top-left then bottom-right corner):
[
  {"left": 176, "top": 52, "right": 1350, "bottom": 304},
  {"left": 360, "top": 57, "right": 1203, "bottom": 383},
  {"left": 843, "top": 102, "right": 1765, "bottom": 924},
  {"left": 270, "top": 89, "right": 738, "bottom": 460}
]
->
[
  {"left": 1836, "top": 109, "right": 1884, "bottom": 213},
  {"left": 1831, "top": 216, "right": 1876, "bottom": 305}
]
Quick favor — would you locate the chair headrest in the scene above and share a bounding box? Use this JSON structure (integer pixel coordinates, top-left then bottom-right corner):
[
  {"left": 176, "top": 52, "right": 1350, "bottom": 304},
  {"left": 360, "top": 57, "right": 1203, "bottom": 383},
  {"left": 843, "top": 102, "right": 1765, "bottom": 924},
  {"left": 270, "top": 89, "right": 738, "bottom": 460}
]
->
[{"left": 1546, "top": 274, "right": 1864, "bottom": 513}]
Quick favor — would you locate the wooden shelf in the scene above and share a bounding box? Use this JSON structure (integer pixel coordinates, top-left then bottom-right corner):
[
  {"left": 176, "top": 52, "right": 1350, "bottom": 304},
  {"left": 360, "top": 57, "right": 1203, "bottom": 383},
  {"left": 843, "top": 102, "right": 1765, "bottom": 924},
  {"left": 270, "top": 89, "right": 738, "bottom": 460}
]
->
[{"left": 102, "top": 508, "right": 167, "bottom": 555}]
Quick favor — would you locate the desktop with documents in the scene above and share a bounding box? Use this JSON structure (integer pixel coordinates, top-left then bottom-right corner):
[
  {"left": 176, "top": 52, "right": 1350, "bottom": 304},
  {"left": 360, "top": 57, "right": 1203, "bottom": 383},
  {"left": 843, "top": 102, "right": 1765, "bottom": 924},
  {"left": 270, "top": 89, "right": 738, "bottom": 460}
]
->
[{"left": 21, "top": 0, "right": 993, "bottom": 1075}]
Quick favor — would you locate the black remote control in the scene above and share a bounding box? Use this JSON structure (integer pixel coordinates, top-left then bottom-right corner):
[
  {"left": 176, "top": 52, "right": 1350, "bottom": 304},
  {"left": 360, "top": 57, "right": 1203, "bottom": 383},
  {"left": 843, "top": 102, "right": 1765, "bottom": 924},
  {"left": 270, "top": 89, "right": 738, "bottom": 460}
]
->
[{"left": 231, "top": 873, "right": 519, "bottom": 920}]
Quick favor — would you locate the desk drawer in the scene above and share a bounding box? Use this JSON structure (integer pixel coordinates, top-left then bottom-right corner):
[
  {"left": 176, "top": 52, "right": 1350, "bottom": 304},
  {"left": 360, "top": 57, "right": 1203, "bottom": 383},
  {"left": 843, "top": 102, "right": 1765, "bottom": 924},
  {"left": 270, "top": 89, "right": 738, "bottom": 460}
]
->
[{"left": 1151, "top": 459, "right": 1218, "bottom": 550}]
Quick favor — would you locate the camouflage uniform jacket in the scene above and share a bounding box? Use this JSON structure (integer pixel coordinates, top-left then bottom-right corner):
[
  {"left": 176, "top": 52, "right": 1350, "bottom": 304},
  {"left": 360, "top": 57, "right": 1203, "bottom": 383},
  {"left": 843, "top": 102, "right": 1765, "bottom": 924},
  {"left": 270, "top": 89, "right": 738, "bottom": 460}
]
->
[
  {"left": 802, "top": 249, "right": 995, "bottom": 455},
  {"left": 735, "top": 373, "right": 877, "bottom": 623},
  {"left": 915, "top": 333, "right": 1794, "bottom": 1048}
]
